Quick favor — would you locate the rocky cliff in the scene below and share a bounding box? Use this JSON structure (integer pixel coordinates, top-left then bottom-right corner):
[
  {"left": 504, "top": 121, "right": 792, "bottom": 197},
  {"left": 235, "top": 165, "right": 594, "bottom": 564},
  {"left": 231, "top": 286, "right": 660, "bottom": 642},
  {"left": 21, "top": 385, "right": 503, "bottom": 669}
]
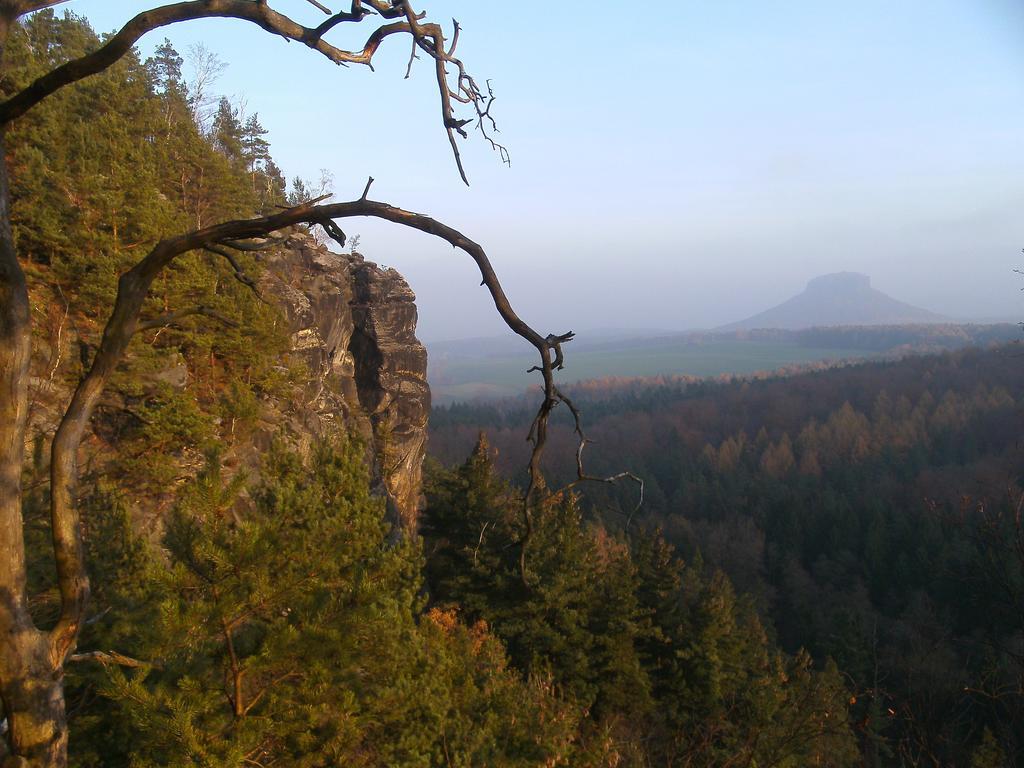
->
[
  {"left": 26, "top": 230, "right": 430, "bottom": 534},
  {"left": 259, "top": 232, "right": 430, "bottom": 528}
]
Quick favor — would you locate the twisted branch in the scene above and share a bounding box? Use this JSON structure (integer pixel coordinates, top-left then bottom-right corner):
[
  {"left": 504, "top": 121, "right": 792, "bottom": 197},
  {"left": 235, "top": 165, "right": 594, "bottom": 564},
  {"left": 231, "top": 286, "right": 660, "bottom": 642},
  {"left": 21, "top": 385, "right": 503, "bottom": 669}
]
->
[
  {"left": 552, "top": 385, "right": 644, "bottom": 527},
  {"left": 0, "top": 1, "right": 505, "bottom": 183},
  {"left": 45, "top": 182, "right": 560, "bottom": 653}
]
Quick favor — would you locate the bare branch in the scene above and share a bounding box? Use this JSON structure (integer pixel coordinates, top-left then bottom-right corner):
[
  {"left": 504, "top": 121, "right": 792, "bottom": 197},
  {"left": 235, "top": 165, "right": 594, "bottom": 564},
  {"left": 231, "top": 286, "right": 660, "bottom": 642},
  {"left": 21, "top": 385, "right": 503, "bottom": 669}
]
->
[
  {"left": 220, "top": 235, "right": 288, "bottom": 252},
  {"left": 448, "top": 18, "right": 460, "bottom": 57},
  {"left": 303, "top": 0, "right": 332, "bottom": 14},
  {"left": 405, "top": 35, "right": 419, "bottom": 79},
  {"left": 137, "top": 305, "right": 239, "bottom": 332},
  {"left": 529, "top": 384, "right": 646, "bottom": 530},
  {"left": 0, "top": 1, "right": 507, "bottom": 182},
  {"left": 203, "top": 245, "right": 263, "bottom": 299},
  {"left": 360, "top": 175, "right": 375, "bottom": 201},
  {"left": 67, "top": 650, "right": 157, "bottom": 669}
]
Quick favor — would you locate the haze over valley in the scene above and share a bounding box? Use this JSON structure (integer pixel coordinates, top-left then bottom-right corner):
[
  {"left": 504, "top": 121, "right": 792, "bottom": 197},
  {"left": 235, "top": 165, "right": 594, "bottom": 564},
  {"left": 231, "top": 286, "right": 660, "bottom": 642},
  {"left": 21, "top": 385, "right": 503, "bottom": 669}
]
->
[{"left": 428, "top": 273, "right": 1019, "bottom": 402}]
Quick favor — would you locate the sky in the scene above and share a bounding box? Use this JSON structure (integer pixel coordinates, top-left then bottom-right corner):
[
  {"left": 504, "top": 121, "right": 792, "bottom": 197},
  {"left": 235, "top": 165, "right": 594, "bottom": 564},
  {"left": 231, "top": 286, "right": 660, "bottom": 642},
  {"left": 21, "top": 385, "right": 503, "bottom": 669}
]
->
[{"left": 70, "top": 1, "right": 1024, "bottom": 341}]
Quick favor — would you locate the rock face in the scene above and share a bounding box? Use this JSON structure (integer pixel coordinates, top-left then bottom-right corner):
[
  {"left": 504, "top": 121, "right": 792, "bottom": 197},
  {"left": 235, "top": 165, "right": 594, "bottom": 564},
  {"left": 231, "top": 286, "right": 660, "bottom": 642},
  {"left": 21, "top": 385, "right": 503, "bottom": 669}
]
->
[
  {"left": 25, "top": 231, "right": 430, "bottom": 535},
  {"left": 258, "top": 232, "right": 430, "bottom": 529},
  {"left": 721, "top": 272, "right": 948, "bottom": 331}
]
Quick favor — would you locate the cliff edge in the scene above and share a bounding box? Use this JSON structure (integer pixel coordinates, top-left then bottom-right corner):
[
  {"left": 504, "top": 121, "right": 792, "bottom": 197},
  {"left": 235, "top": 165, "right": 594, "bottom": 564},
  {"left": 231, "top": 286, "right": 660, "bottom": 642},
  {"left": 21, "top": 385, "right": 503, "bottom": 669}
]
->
[
  {"left": 26, "top": 230, "right": 430, "bottom": 535},
  {"left": 260, "top": 232, "right": 430, "bottom": 528}
]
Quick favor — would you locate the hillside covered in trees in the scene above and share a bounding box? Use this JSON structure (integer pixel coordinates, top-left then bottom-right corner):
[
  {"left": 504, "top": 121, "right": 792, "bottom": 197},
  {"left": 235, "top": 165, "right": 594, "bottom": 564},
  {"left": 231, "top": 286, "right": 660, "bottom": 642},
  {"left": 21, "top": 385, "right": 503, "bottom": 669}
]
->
[
  {"left": 1, "top": 10, "right": 865, "bottom": 766},
  {"left": 431, "top": 343, "right": 1024, "bottom": 765}
]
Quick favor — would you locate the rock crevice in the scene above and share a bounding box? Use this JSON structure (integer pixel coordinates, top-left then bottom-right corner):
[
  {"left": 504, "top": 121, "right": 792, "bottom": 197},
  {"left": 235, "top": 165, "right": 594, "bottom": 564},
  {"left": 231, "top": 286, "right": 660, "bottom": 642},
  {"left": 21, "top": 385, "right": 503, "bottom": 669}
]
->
[
  {"left": 259, "top": 232, "right": 430, "bottom": 528},
  {"left": 25, "top": 230, "right": 430, "bottom": 533}
]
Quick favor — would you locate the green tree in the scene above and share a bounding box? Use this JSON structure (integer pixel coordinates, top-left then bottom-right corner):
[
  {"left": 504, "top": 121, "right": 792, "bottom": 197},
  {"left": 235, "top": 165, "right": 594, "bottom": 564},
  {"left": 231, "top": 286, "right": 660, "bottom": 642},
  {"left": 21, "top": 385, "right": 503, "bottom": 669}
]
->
[
  {"left": 211, "top": 96, "right": 243, "bottom": 164},
  {"left": 145, "top": 38, "right": 184, "bottom": 97},
  {"left": 425, "top": 443, "right": 858, "bottom": 766},
  {"left": 88, "top": 440, "right": 573, "bottom": 767},
  {"left": 424, "top": 439, "right": 652, "bottom": 762},
  {"left": 241, "top": 113, "right": 270, "bottom": 176}
]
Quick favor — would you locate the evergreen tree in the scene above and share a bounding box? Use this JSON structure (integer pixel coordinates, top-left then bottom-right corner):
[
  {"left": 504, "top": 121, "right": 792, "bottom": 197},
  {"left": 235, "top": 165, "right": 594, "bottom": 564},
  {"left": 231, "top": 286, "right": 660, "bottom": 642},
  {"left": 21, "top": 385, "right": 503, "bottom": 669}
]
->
[
  {"left": 259, "top": 158, "right": 288, "bottom": 212},
  {"left": 971, "top": 727, "right": 1008, "bottom": 768},
  {"left": 145, "top": 38, "right": 184, "bottom": 97},
  {"left": 424, "top": 443, "right": 859, "bottom": 766},
  {"left": 241, "top": 113, "right": 270, "bottom": 176},
  {"left": 211, "top": 96, "right": 244, "bottom": 164},
  {"left": 86, "top": 440, "right": 574, "bottom": 766}
]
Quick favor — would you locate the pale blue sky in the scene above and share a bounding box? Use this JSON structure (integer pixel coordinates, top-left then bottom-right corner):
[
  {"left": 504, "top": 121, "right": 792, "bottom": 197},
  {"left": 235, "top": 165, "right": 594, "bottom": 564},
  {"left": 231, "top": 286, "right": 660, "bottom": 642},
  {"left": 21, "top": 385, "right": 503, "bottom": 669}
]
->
[{"left": 68, "top": 1, "right": 1024, "bottom": 339}]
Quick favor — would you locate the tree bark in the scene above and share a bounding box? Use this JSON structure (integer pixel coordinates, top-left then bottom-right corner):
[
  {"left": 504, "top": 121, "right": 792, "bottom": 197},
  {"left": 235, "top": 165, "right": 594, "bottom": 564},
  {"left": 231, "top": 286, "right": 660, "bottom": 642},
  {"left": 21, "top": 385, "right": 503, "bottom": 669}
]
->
[
  {"left": 0, "top": 629, "right": 67, "bottom": 768},
  {"left": 0, "top": 10, "right": 72, "bottom": 766}
]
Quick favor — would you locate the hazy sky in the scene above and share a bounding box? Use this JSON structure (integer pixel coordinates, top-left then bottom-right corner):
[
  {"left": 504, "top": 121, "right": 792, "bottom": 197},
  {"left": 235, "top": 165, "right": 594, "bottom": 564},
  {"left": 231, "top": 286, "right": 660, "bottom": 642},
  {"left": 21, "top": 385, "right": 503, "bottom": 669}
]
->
[{"left": 71, "top": 1, "right": 1024, "bottom": 340}]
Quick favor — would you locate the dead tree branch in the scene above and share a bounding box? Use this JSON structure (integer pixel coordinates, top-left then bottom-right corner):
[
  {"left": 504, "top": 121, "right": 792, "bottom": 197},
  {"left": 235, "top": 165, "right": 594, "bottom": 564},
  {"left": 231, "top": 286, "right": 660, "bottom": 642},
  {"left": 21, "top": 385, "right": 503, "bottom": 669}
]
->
[
  {"left": 0, "top": 0, "right": 506, "bottom": 182},
  {"left": 203, "top": 245, "right": 263, "bottom": 298},
  {"left": 67, "top": 650, "right": 157, "bottom": 669},
  {"left": 553, "top": 385, "right": 644, "bottom": 526},
  {"left": 48, "top": 179, "right": 631, "bottom": 620}
]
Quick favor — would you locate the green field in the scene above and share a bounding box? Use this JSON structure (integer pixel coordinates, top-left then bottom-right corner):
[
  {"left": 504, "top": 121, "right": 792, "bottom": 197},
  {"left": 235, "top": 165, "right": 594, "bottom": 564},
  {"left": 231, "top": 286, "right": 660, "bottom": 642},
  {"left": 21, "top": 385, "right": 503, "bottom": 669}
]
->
[{"left": 428, "top": 339, "right": 868, "bottom": 403}]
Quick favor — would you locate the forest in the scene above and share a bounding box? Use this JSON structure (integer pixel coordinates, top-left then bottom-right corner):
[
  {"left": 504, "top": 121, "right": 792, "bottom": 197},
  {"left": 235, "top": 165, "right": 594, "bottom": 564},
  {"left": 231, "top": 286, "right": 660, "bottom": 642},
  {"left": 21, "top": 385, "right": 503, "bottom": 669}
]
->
[
  {"left": 1, "top": 6, "right": 1020, "bottom": 768},
  {"left": 431, "top": 344, "right": 1024, "bottom": 765}
]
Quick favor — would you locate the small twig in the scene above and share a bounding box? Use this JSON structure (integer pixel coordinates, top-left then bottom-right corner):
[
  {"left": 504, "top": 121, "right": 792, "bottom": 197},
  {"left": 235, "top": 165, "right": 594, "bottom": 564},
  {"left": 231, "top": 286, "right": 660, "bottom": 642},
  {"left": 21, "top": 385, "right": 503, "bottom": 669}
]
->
[
  {"left": 242, "top": 670, "right": 300, "bottom": 716},
  {"left": 83, "top": 606, "right": 111, "bottom": 626},
  {"left": 360, "top": 175, "right": 375, "bottom": 201},
  {"left": 68, "top": 650, "right": 158, "bottom": 669},
  {"left": 472, "top": 521, "right": 490, "bottom": 565},
  {"left": 303, "top": 0, "right": 332, "bottom": 14},
  {"left": 404, "top": 36, "right": 419, "bottom": 78},
  {"left": 447, "top": 18, "right": 460, "bottom": 56},
  {"left": 46, "top": 284, "right": 70, "bottom": 383}
]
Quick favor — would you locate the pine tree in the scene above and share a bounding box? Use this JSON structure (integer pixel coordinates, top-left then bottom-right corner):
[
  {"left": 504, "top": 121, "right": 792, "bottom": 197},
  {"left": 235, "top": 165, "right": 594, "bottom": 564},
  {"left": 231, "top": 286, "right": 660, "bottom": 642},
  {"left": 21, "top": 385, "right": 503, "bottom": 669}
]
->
[
  {"left": 211, "top": 96, "right": 244, "bottom": 164},
  {"left": 424, "top": 445, "right": 859, "bottom": 766},
  {"left": 89, "top": 439, "right": 574, "bottom": 766},
  {"left": 241, "top": 113, "right": 270, "bottom": 177},
  {"left": 145, "top": 38, "right": 184, "bottom": 97}
]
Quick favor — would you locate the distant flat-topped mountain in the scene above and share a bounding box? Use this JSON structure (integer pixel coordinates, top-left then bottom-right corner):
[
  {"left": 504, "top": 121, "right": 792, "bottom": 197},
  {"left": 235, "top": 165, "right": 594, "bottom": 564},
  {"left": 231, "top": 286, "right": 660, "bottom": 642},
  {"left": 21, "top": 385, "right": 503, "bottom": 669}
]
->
[{"left": 721, "top": 272, "right": 947, "bottom": 330}]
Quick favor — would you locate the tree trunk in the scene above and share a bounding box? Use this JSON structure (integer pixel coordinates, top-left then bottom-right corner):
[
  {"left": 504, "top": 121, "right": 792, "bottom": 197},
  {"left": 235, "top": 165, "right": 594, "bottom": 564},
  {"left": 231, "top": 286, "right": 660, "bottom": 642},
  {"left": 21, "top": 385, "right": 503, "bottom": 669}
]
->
[
  {"left": 0, "top": 13, "right": 69, "bottom": 766},
  {"left": 0, "top": 133, "right": 70, "bottom": 765},
  {"left": 0, "top": 142, "right": 68, "bottom": 764},
  {"left": 0, "top": 630, "right": 67, "bottom": 768}
]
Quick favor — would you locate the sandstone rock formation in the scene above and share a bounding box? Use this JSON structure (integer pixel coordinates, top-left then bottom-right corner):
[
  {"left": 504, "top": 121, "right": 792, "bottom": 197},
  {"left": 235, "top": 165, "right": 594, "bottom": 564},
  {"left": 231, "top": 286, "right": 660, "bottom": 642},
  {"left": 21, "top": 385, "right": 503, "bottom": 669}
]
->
[
  {"left": 25, "top": 230, "right": 430, "bottom": 536},
  {"left": 260, "top": 232, "right": 430, "bottom": 529}
]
